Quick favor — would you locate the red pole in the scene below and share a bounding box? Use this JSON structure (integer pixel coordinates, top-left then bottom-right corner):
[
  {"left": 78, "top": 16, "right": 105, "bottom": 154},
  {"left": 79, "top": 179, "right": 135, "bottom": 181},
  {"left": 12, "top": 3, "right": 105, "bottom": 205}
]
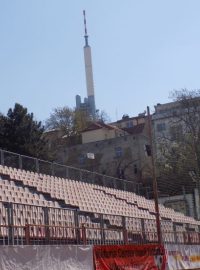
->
[
  {"left": 147, "top": 106, "right": 162, "bottom": 244},
  {"left": 123, "top": 228, "right": 128, "bottom": 244}
]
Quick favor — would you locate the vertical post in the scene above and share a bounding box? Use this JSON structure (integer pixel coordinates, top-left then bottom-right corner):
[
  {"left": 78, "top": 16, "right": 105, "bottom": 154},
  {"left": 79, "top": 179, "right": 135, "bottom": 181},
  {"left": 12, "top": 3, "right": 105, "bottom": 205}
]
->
[
  {"left": 35, "top": 158, "right": 39, "bottom": 173},
  {"left": 173, "top": 223, "right": 177, "bottom": 244},
  {"left": 198, "top": 225, "right": 200, "bottom": 244},
  {"left": 185, "top": 223, "right": 190, "bottom": 244},
  {"left": 113, "top": 177, "right": 117, "bottom": 189},
  {"left": 99, "top": 214, "right": 105, "bottom": 244},
  {"left": 141, "top": 219, "right": 146, "bottom": 244},
  {"left": 132, "top": 181, "right": 135, "bottom": 193},
  {"left": 51, "top": 162, "right": 55, "bottom": 176},
  {"left": 43, "top": 207, "right": 50, "bottom": 243},
  {"left": 66, "top": 167, "right": 69, "bottom": 179},
  {"left": 146, "top": 187, "right": 150, "bottom": 199},
  {"left": 80, "top": 170, "right": 82, "bottom": 182},
  {"left": 81, "top": 224, "right": 87, "bottom": 245},
  {"left": 123, "top": 180, "right": 126, "bottom": 191},
  {"left": 0, "top": 149, "right": 4, "bottom": 166},
  {"left": 137, "top": 183, "right": 141, "bottom": 195},
  {"left": 147, "top": 106, "right": 162, "bottom": 244},
  {"left": 194, "top": 188, "right": 200, "bottom": 220},
  {"left": 103, "top": 175, "right": 106, "bottom": 187},
  {"left": 25, "top": 224, "right": 30, "bottom": 245},
  {"left": 19, "top": 155, "right": 22, "bottom": 170},
  {"left": 91, "top": 172, "right": 95, "bottom": 184},
  {"left": 5, "top": 202, "right": 14, "bottom": 245},
  {"left": 122, "top": 216, "right": 128, "bottom": 244},
  {"left": 74, "top": 211, "right": 80, "bottom": 244}
]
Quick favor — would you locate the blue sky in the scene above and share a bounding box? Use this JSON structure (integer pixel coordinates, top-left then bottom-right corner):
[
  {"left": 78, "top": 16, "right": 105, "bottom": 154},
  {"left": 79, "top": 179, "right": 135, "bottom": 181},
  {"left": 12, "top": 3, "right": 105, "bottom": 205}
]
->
[{"left": 1, "top": 1, "right": 200, "bottom": 123}]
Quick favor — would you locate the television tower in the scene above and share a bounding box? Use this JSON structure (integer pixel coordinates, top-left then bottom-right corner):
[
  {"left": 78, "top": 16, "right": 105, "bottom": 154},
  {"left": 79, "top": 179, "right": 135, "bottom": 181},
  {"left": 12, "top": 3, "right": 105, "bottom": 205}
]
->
[{"left": 83, "top": 10, "right": 96, "bottom": 118}]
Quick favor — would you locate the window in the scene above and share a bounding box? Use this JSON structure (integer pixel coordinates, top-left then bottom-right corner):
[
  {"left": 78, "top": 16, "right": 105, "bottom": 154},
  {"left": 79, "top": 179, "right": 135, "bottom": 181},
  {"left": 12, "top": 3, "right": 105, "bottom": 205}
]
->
[
  {"left": 156, "top": 123, "right": 166, "bottom": 132},
  {"left": 115, "top": 147, "right": 122, "bottom": 158}
]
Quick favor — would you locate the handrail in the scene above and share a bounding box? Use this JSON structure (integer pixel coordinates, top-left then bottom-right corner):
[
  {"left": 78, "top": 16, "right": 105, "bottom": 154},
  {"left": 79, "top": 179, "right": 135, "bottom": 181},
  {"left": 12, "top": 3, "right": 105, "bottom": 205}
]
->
[{"left": 0, "top": 223, "right": 199, "bottom": 245}]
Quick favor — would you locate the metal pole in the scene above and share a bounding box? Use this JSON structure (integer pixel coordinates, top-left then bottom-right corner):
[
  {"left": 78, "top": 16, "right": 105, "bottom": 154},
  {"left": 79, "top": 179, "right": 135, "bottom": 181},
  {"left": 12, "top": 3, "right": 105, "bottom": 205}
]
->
[
  {"left": 51, "top": 162, "right": 55, "bottom": 176},
  {"left": 19, "top": 155, "right": 22, "bottom": 169},
  {"left": 35, "top": 158, "right": 39, "bottom": 173},
  {"left": 147, "top": 106, "right": 162, "bottom": 244},
  {"left": 0, "top": 149, "right": 4, "bottom": 166}
]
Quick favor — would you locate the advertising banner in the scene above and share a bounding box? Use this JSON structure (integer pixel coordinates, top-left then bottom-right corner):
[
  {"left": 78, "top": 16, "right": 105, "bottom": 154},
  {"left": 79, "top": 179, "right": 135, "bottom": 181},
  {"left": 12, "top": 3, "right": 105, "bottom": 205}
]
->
[
  {"left": 166, "top": 244, "right": 200, "bottom": 270},
  {"left": 0, "top": 245, "right": 94, "bottom": 270},
  {"left": 94, "top": 244, "right": 166, "bottom": 270}
]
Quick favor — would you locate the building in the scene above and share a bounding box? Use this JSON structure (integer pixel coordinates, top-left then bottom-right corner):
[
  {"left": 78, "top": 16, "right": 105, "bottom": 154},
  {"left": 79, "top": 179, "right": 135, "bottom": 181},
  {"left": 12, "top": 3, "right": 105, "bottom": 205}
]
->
[
  {"left": 54, "top": 114, "right": 152, "bottom": 190},
  {"left": 81, "top": 122, "right": 127, "bottom": 144},
  {"left": 152, "top": 99, "right": 200, "bottom": 219},
  {"left": 111, "top": 113, "right": 147, "bottom": 130},
  {"left": 152, "top": 99, "right": 200, "bottom": 161},
  {"left": 152, "top": 101, "right": 183, "bottom": 151}
]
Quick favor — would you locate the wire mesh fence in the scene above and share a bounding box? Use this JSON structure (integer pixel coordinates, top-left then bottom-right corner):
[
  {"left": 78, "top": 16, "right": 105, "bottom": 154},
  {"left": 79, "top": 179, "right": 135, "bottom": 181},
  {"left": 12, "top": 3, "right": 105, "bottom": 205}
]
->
[
  {"left": 155, "top": 159, "right": 200, "bottom": 221},
  {"left": 0, "top": 149, "right": 138, "bottom": 194}
]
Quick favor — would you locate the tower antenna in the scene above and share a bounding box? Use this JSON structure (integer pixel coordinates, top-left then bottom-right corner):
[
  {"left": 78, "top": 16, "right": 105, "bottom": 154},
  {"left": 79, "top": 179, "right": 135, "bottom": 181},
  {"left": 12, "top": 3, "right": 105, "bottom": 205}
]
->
[{"left": 83, "top": 10, "right": 89, "bottom": 46}]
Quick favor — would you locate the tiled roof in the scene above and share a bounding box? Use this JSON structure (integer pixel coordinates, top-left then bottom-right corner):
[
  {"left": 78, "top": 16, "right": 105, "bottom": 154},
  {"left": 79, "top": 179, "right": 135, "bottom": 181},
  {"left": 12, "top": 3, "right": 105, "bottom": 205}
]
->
[
  {"left": 112, "top": 115, "right": 147, "bottom": 124},
  {"left": 82, "top": 122, "right": 122, "bottom": 133},
  {"left": 122, "top": 123, "right": 145, "bottom": 135}
]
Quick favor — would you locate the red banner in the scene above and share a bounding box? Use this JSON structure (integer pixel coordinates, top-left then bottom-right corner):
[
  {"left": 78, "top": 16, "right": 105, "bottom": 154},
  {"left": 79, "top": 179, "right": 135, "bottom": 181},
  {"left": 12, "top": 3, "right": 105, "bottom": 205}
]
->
[{"left": 94, "top": 244, "right": 166, "bottom": 270}]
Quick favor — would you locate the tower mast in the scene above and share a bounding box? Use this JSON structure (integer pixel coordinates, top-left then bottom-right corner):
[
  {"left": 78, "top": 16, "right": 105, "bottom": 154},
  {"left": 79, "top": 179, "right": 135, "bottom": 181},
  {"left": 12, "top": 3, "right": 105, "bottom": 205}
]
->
[
  {"left": 83, "top": 10, "right": 89, "bottom": 46},
  {"left": 83, "top": 10, "right": 96, "bottom": 118}
]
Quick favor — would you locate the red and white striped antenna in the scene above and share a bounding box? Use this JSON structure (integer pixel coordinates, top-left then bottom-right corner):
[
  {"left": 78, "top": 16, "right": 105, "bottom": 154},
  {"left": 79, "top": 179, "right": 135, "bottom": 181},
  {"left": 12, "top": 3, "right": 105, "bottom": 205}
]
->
[
  {"left": 83, "top": 10, "right": 89, "bottom": 46},
  {"left": 83, "top": 10, "right": 87, "bottom": 36}
]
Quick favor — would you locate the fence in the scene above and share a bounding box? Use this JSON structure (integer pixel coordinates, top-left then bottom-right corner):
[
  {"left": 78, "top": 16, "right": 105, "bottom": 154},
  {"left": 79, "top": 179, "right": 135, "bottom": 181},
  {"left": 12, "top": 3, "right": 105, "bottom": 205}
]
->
[
  {"left": 0, "top": 200, "right": 199, "bottom": 246},
  {"left": 0, "top": 149, "right": 140, "bottom": 194}
]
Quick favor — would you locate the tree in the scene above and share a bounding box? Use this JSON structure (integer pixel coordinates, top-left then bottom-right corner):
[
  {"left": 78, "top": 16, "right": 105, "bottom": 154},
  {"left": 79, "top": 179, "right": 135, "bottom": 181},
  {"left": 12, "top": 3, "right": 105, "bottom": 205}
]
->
[
  {"left": 45, "top": 107, "right": 93, "bottom": 136},
  {"left": 0, "top": 103, "right": 50, "bottom": 159},
  {"left": 95, "top": 110, "right": 110, "bottom": 123},
  {"left": 46, "top": 106, "right": 111, "bottom": 136},
  {"left": 45, "top": 106, "right": 75, "bottom": 135},
  {"left": 74, "top": 109, "right": 92, "bottom": 135},
  {"left": 157, "top": 89, "right": 200, "bottom": 198},
  {"left": 0, "top": 113, "right": 7, "bottom": 147}
]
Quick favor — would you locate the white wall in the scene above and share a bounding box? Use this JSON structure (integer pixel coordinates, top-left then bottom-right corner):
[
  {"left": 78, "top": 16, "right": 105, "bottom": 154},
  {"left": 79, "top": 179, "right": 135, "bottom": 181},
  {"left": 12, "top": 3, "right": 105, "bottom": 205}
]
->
[{"left": 0, "top": 245, "right": 94, "bottom": 270}]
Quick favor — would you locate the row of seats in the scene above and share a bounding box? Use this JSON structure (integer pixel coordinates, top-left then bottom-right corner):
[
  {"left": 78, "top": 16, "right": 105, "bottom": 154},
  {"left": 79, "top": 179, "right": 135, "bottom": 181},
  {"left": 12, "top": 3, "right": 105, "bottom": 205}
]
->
[
  {"left": 97, "top": 186, "right": 199, "bottom": 225},
  {"left": 0, "top": 165, "right": 199, "bottom": 243},
  {"left": 0, "top": 178, "right": 59, "bottom": 208},
  {"left": 1, "top": 166, "right": 154, "bottom": 219}
]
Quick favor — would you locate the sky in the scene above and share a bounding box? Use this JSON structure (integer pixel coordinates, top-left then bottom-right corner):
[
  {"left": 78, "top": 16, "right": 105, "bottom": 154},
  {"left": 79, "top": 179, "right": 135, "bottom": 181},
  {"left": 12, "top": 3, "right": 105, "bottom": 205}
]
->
[{"left": 1, "top": 1, "right": 200, "bottom": 123}]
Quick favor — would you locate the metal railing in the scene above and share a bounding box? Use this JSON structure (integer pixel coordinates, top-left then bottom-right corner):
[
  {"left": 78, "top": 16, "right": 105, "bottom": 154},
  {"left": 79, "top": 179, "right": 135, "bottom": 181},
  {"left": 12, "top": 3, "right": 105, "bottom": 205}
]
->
[
  {"left": 1, "top": 224, "right": 200, "bottom": 246},
  {"left": 0, "top": 200, "right": 199, "bottom": 246},
  {"left": 0, "top": 149, "right": 141, "bottom": 194}
]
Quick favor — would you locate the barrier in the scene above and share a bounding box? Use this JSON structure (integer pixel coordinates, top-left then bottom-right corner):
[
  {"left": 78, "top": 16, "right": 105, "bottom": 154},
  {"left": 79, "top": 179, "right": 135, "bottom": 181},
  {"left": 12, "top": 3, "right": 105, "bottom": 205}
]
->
[
  {"left": 1, "top": 244, "right": 200, "bottom": 269},
  {"left": 0, "top": 148, "right": 138, "bottom": 193},
  {"left": 166, "top": 244, "right": 200, "bottom": 270},
  {"left": 0, "top": 245, "right": 94, "bottom": 270},
  {"left": 93, "top": 244, "right": 166, "bottom": 270}
]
